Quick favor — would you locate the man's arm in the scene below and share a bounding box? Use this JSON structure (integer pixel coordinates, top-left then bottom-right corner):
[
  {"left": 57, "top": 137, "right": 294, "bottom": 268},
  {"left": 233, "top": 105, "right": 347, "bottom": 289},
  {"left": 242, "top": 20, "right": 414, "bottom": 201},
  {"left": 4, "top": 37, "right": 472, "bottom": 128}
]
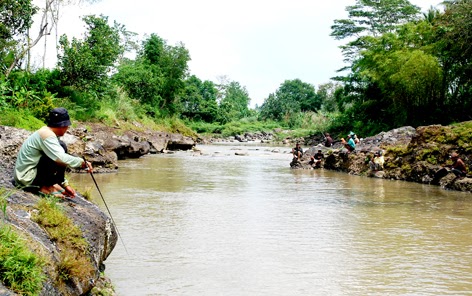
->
[{"left": 41, "top": 136, "right": 83, "bottom": 168}]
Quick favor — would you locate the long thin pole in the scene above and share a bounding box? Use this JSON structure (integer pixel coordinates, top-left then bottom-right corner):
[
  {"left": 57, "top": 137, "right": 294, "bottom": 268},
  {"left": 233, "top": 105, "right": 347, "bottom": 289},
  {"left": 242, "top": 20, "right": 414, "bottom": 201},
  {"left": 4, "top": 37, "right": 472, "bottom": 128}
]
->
[{"left": 83, "top": 157, "right": 129, "bottom": 255}]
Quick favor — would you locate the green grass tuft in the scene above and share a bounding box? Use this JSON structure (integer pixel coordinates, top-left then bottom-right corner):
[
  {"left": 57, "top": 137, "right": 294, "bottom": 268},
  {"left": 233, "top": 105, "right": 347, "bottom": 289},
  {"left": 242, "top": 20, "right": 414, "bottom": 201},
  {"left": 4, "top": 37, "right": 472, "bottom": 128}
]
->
[{"left": 0, "top": 225, "right": 46, "bottom": 296}]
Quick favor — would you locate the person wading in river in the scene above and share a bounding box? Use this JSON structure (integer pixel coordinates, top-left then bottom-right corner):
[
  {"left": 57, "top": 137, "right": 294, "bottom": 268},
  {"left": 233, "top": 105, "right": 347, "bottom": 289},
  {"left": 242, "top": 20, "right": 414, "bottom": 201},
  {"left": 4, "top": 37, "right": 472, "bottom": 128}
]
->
[{"left": 14, "top": 107, "right": 93, "bottom": 198}]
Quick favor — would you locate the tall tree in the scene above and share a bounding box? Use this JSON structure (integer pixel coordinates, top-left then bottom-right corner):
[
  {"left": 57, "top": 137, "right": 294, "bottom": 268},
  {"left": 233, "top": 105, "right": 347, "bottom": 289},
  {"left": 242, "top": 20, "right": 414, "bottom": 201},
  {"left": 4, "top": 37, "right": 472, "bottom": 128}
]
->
[
  {"left": 181, "top": 75, "right": 218, "bottom": 122},
  {"left": 57, "top": 15, "right": 124, "bottom": 90},
  {"left": 114, "top": 33, "right": 190, "bottom": 116},
  {"left": 139, "top": 34, "right": 190, "bottom": 114},
  {"left": 433, "top": 0, "right": 472, "bottom": 121},
  {"left": 218, "top": 81, "right": 251, "bottom": 123},
  {"left": 112, "top": 58, "right": 162, "bottom": 110},
  {"left": 259, "top": 79, "right": 318, "bottom": 122},
  {"left": 317, "top": 82, "right": 343, "bottom": 113},
  {"left": 31, "top": 0, "right": 101, "bottom": 69},
  {"left": 331, "top": 0, "right": 420, "bottom": 62}
]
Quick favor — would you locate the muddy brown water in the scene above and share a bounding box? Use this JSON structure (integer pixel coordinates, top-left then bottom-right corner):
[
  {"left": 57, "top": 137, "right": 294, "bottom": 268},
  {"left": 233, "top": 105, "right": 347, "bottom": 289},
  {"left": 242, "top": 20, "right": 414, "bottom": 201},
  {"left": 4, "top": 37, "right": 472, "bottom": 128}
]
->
[{"left": 70, "top": 144, "right": 472, "bottom": 296}]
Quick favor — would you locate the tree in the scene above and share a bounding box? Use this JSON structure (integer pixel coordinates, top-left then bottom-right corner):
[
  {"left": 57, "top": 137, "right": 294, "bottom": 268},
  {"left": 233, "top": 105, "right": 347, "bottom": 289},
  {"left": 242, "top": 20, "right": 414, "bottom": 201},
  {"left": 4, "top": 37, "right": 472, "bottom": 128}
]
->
[
  {"left": 0, "top": 0, "right": 40, "bottom": 77},
  {"left": 37, "top": 0, "right": 101, "bottom": 69},
  {"left": 138, "top": 34, "right": 190, "bottom": 114},
  {"left": 433, "top": 0, "right": 472, "bottom": 121},
  {"left": 181, "top": 75, "right": 218, "bottom": 122},
  {"left": 317, "top": 82, "right": 343, "bottom": 113},
  {"left": 112, "top": 58, "right": 162, "bottom": 111},
  {"left": 331, "top": 0, "right": 420, "bottom": 62},
  {"left": 57, "top": 15, "right": 124, "bottom": 90},
  {"left": 259, "top": 79, "right": 319, "bottom": 122},
  {"left": 218, "top": 81, "right": 251, "bottom": 123}
]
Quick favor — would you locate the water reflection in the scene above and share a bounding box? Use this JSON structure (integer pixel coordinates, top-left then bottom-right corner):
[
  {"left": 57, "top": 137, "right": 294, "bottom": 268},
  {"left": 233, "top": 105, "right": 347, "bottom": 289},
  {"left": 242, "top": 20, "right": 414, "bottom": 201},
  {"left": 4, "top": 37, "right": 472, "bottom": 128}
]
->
[{"left": 70, "top": 144, "right": 472, "bottom": 296}]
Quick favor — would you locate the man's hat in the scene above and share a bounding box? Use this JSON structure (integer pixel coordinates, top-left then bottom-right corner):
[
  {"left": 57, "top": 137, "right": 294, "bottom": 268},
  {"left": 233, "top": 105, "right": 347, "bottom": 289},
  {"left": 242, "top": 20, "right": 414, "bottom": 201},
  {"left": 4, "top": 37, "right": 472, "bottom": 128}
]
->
[{"left": 47, "top": 107, "right": 71, "bottom": 127}]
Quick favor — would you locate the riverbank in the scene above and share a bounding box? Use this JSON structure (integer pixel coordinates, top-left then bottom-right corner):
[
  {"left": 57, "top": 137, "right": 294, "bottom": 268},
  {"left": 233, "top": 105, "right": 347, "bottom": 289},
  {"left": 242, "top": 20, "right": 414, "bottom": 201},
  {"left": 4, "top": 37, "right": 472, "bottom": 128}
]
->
[{"left": 292, "top": 123, "right": 472, "bottom": 193}]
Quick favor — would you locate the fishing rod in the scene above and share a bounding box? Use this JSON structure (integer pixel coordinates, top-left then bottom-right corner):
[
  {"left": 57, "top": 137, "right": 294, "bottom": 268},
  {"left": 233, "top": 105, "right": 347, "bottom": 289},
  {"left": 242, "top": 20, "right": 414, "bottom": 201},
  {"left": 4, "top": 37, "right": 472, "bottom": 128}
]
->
[{"left": 83, "top": 157, "right": 129, "bottom": 255}]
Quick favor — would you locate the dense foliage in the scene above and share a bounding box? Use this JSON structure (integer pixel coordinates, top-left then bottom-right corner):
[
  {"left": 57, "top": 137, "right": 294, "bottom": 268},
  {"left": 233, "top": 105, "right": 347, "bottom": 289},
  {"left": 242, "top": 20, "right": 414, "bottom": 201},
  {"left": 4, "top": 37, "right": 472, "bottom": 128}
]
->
[
  {"left": 329, "top": 0, "right": 472, "bottom": 136},
  {"left": 0, "top": 0, "right": 471, "bottom": 140}
]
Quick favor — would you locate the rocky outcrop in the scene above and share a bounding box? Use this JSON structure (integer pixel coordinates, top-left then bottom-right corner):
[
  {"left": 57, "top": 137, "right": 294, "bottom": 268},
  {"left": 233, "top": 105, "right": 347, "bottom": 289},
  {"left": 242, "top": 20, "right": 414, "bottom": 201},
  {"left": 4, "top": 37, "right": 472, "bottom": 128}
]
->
[
  {"left": 66, "top": 123, "right": 197, "bottom": 172},
  {"left": 291, "top": 123, "right": 472, "bottom": 193},
  {"left": 0, "top": 125, "right": 117, "bottom": 295}
]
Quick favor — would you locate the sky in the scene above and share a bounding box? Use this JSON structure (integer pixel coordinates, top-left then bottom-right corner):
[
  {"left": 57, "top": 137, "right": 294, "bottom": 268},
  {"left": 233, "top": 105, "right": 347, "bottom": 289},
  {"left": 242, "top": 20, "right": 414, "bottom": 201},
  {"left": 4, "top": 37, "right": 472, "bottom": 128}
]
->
[{"left": 32, "top": 0, "right": 442, "bottom": 108}]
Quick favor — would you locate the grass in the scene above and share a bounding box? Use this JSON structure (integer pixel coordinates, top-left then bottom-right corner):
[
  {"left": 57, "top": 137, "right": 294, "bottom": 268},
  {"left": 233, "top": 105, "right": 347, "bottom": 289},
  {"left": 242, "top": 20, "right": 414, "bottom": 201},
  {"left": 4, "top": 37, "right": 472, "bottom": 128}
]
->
[
  {"left": 0, "top": 188, "right": 9, "bottom": 221},
  {"left": 0, "top": 107, "right": 44, "bottom": 131},
  {"left": 32, "top": 196, "right": 95, "bottom": 287},
  {"left": 0, "top": 226, "right": 45, "bottom": 296},
  {"left": 80, "top": 186, "right": 93, "bottom": 200},
  {"left": 0, "top": 189, "right": 46, "bottom": 295}
]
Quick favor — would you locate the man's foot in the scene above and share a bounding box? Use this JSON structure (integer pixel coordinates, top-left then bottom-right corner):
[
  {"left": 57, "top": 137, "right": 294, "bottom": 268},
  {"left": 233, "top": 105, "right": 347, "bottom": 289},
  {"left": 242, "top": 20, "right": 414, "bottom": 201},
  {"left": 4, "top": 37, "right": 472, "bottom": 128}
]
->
[{"left": 39, "top": 186, "right": 65, "bottom": 199}]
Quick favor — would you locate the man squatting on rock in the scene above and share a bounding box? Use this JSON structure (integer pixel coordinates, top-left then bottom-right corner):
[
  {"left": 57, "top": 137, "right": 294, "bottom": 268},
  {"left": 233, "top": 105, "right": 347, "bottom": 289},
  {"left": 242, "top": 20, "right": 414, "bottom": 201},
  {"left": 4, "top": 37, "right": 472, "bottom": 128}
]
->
[{"left": 14, "top": 107, "right": 93, "bottom": 199}]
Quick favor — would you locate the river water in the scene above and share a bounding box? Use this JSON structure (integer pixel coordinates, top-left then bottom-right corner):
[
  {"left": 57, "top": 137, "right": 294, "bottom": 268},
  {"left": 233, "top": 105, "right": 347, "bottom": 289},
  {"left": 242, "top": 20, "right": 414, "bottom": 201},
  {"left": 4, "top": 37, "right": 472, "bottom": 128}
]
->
[{"left": 70, "top": 144, "right": 472, "bottom": 296}]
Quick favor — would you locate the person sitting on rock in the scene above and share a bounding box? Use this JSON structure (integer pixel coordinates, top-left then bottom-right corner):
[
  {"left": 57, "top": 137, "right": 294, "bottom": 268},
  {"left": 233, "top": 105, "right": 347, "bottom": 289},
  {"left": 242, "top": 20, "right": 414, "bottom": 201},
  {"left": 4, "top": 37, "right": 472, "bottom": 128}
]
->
[
  {"left": 14, "top": 107, "right": 93, "bottom": 199},
  {"left": 369, "top": 151, "right": 385, "bottom": 171},
  {"left": 448, "top": 152, "right": 467, "bottom": 178},
  {"left": 292, "top": 143, "right": 303, "bottom": 160},
  {"left": 341, "top": 134, "right": 356, "bottom": 153},
  {"left": 310, "top": 149, "right": 324, "bottom": 168},
  {"left": 351, "top": 132, "right": 360, "bottom": 144},
  {"left": 324, "top": 133, "right": 333, "bottom": 147}
]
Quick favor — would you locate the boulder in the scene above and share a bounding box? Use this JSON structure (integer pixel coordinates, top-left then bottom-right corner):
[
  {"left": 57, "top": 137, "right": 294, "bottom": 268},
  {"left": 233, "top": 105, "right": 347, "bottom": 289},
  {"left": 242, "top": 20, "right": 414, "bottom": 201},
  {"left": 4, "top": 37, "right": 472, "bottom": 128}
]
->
[{"left": 167, "top": 133, "right": 196, "bottom": 150}]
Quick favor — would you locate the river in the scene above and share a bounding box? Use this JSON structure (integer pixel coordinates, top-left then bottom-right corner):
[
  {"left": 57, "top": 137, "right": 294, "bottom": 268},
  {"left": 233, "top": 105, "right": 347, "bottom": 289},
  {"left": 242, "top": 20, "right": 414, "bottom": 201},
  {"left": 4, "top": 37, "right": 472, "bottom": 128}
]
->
[{"left": 70, "top": 144, "right": 472, "bottom": 296}]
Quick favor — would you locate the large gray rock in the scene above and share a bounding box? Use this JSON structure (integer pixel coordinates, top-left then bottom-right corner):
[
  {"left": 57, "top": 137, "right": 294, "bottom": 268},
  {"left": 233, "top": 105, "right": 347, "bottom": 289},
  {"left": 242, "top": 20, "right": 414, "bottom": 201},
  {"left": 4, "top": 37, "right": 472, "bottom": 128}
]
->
[
  {"left": 146, "top": 131, "right": 170, "bottom": 153},
  {"left": 167, "top": 133, "right": 196, "bottom": 150}
]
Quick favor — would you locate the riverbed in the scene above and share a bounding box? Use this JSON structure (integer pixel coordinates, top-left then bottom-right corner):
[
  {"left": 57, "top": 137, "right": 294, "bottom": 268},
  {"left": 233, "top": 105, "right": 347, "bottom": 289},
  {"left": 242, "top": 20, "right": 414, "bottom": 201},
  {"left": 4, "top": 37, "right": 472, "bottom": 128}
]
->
[{"left": 70, "top": 144, "right": 472, "bottom": 296}]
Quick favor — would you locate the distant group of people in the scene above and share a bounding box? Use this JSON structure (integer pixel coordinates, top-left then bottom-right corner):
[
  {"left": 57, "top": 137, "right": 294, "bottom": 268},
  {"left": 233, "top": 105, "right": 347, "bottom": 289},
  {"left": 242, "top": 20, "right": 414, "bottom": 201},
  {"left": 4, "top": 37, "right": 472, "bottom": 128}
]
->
[
  {"left": 289, "top": 130, "right": 469, "bottom": 184},
  {"left": 291, "top": 131, "right": 360, "bottom": 169}
]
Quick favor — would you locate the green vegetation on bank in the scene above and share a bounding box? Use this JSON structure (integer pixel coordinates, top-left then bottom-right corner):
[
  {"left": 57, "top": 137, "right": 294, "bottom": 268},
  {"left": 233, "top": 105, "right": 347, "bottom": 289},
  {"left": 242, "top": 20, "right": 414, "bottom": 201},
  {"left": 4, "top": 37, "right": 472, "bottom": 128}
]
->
[
  {"left": 1, "top": 188, "right": 98, "bottom": 295},
  {"left": 0, "top": 225, "right": 45, "bottom": 296},
  {"left": 0, "top": 189, "right": 45, "bottom": 296},
  {"left": 1, "top": 0, "right": 471, "bottom": 139}
]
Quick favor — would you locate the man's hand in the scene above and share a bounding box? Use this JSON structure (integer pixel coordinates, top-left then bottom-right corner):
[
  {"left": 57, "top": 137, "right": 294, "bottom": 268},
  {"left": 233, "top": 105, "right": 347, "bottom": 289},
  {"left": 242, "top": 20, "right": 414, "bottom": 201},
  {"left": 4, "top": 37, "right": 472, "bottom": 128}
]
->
[
  {"left": 82, "top": 160, "right": 93, "bottom": 172},
  {"left": 64, "top": 185, "right": 76, "bottom": 198}
]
